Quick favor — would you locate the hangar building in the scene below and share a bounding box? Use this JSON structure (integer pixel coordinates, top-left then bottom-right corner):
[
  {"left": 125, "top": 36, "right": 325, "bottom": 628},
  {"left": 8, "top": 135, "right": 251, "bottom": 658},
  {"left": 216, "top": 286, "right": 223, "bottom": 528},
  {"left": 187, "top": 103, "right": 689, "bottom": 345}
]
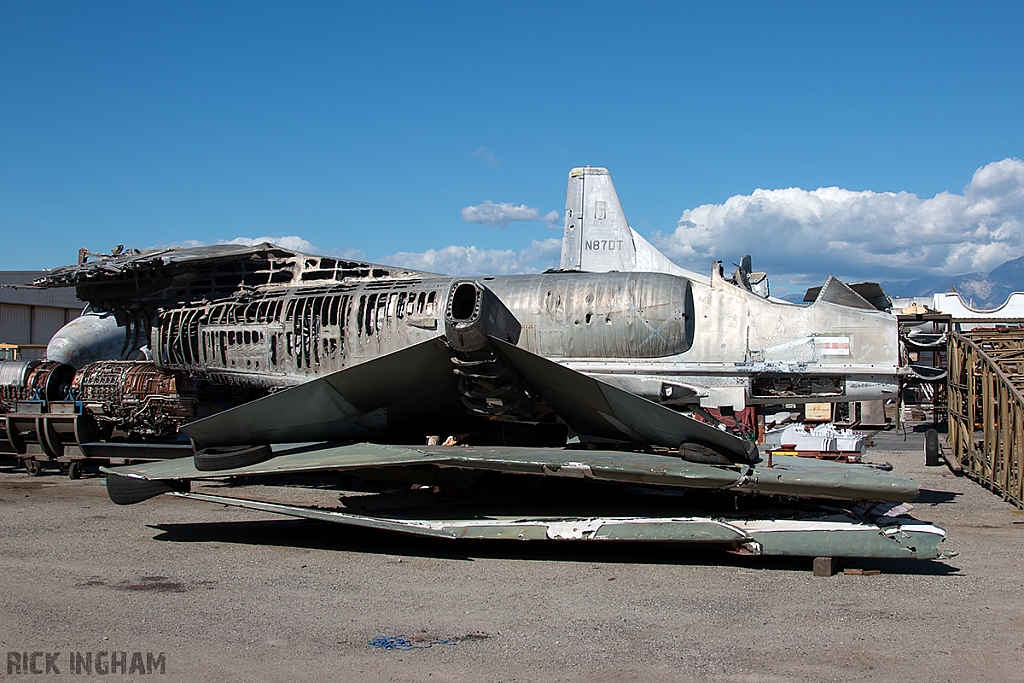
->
[{"left": 0, "top": 271, "right": 84, "bottom": 347}]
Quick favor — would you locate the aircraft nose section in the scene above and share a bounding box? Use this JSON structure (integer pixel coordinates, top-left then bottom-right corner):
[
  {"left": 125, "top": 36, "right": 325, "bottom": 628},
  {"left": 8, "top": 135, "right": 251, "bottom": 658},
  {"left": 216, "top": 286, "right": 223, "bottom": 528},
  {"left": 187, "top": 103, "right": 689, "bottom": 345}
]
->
[{"left": 444, "top": 280, "right": 521, "bottom": 353}]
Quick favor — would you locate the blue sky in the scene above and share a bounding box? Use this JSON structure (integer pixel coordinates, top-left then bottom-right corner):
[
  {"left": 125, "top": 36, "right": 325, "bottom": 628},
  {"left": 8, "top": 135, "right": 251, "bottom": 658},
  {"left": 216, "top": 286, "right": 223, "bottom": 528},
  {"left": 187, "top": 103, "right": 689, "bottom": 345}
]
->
[{"left": 2, "top": 2, "right": 1023, "bottom": 294}]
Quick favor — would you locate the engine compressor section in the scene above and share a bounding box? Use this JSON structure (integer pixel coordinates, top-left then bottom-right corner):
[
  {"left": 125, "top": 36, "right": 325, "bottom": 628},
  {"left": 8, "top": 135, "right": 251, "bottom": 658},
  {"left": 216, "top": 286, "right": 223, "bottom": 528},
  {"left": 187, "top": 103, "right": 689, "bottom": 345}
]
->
[{"left": 72, "top": 361, "right": 199, "bottom": 437}]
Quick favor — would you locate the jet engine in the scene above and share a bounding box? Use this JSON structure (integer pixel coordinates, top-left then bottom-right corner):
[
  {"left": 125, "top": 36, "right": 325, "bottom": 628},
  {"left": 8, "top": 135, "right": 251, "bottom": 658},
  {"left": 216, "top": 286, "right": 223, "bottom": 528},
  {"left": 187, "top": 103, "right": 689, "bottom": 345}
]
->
[
  {"left": 71, "top": 361, "right": 198, "bottom": 436},
  {"left": 0, "top": 360, "right": 76, "bottom": 412}
]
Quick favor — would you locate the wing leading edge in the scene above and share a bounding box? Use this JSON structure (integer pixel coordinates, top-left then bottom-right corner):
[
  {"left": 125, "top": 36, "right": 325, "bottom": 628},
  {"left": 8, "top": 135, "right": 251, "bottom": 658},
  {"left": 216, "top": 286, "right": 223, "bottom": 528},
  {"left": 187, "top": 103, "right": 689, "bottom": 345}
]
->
[{"left": 105, "top": 442, "right": 919, "bottom": 502}]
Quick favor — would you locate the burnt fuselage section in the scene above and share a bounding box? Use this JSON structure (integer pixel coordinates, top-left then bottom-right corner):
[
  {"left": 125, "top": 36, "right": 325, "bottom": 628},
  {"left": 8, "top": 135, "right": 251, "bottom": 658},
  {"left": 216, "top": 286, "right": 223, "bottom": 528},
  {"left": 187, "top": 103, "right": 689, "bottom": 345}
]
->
[
  {"left": 154, "top": 271, "right": 695, "bottom": 389},
  {"left": 22, "top": 244, "right": 696, "bottom": 449}
]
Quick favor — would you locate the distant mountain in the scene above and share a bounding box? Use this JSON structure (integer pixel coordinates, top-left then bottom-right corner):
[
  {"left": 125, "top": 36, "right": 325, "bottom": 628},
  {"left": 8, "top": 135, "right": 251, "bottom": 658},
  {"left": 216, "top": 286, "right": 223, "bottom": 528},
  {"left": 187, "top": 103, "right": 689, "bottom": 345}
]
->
[
  {"left": 989, "top": 255, "right": 1024, "bottom": 283},
  {"left": 780, "top": 292, "right": 807, "bottom": 304},
  {"left": 881, "top": 255, "right": 1024, "bottom": 310},
  {"left": 779, "top": 255, "right": 1024, "bottom": 309}
]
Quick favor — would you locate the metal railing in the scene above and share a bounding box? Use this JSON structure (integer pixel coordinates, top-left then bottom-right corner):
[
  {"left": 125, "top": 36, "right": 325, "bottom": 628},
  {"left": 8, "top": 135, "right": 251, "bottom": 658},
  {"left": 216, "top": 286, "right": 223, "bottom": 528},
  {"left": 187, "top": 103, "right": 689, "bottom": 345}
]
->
[{"left": 947, "top": 329, "right": 1024, "bottom": 508}]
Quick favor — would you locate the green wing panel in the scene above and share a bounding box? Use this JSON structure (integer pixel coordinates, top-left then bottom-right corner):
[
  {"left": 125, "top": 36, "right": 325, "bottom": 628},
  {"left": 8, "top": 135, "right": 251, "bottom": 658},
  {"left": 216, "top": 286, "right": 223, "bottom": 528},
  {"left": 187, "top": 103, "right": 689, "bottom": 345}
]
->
[
  {"left": 105, "top": 444, "right": 918, "bottom": 502},
  {"left": 181, "top": 338, "right": 459, "bottom": 447}
]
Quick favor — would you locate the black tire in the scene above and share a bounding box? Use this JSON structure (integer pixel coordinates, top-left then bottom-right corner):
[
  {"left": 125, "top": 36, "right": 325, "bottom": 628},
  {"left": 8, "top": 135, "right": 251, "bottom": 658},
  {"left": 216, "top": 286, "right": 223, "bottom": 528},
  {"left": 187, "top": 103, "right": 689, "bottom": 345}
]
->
[
  {"left": 924, "top": 429, "right": 940, "bottom": 467},
  {"left": 193, "top": 444, "right": 274, "bottom": 472},
  {"left": 679, "top": 443, "right": 737, "bottom": 466},
  {"left": 67, "top": 460, "right": 83, "bottom": 480},
  {"left": 25, "top": 459, "right": 42, "bottom": 476},
  {"left": 105, "top": 474, "right": 184, "bottom": 505}
]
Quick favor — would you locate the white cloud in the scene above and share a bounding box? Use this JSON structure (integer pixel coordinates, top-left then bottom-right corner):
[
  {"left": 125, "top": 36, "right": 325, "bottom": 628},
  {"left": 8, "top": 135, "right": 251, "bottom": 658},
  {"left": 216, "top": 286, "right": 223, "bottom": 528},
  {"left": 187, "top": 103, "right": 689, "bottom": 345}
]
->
[
  {"left": 381, "top": 238, "right": 561, "bottom": 276},
  {"left": 462, "top": 200, "right": 562, "bottom": 229},
  {"left": 150, "top": 235, "right": 367, "bottom": 261},
  {"left": 155, "top": 239, "right": 207, "bottom": 249},
  {"left": 473, "top": 146, "right": 500, "bottom": 169},
  {"left": 653, "top": 158, "right": 1024, "bottom": 282},
  {"left": 223, "top": 235, "right": 319, "bottom": 253}
]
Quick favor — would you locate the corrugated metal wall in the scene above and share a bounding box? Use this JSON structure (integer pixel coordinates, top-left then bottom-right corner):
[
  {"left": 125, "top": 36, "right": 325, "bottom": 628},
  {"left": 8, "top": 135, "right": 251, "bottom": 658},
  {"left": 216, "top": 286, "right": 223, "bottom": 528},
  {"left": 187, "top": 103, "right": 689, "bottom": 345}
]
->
[
  {"left": 1, "top": 305, "right": 32, "bottom": 343},
  {"left": 0, "top": 271, "right": 85, "bottom": 347},
  {"left": 0, "top": 271, "right": 83, "bottom": 308},
  {"left": 33, "top": 307, "right": 68, "bottom": 343},
  {"left": 0, "top": 304, "right": 81, "bottom": 344}
]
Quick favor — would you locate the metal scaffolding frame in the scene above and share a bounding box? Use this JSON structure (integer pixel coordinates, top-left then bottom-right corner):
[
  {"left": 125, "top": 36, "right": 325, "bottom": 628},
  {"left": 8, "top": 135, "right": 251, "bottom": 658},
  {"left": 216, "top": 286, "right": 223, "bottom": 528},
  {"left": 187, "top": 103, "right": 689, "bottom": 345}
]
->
[{"left": 948, "top": 329, "right": 1024, "bottom": 508}]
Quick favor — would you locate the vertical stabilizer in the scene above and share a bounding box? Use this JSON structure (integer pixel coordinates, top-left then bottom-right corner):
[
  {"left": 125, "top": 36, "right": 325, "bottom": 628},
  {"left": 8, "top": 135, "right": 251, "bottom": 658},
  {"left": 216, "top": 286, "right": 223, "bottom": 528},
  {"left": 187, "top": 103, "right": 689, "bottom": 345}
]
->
[
  {"left": 561, "top": 167, "right": 633, "bottom": 272},
  {"left": 560, "top": 167, "right": 706, "bottom": 281}
]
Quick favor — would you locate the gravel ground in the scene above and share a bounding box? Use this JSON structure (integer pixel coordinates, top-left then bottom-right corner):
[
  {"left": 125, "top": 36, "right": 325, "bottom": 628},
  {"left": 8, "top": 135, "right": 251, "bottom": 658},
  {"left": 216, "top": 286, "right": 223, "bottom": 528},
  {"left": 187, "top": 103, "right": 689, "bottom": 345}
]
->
[{"left": 2, "top": 426, "right": 1023, "bottom": 683}]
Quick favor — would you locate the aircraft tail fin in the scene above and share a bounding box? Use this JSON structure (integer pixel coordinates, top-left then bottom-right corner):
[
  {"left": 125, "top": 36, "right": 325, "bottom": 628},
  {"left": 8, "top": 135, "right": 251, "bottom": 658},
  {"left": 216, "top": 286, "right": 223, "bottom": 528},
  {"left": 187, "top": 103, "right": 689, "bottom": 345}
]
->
[
  {"left": 559, "top": 167, "right": 705, "bottom": 281},
  {"left": 560, "top": 167, "right": 633, "bottom": 272}
]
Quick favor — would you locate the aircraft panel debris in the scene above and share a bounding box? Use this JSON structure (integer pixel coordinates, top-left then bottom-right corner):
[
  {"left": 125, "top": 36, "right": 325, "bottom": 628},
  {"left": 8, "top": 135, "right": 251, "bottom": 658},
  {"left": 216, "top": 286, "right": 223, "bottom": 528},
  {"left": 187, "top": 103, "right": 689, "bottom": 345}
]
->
[
  {"left": 143, "top": 490, "right": 945, "bottom": 559},
  {"left": 764, "top": 423, "right": 868, "bottom": 460}
]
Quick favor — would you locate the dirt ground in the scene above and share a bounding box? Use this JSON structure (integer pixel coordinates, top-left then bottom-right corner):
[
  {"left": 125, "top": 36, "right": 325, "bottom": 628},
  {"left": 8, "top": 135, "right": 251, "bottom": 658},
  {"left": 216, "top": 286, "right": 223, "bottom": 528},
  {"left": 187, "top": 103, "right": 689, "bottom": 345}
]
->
[{"left": 2, "top": 426, "right": 1023, "bottom": 683}]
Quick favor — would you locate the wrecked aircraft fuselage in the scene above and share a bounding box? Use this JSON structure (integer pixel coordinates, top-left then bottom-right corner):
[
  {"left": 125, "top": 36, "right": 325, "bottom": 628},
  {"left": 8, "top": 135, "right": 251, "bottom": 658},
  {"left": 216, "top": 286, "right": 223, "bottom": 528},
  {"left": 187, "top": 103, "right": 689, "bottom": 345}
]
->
[
  {"left": 559, "top": 166, "right": 900, "bottom": 410},
  {"left": 14, "top": 169, "right": 946, "bottom": 563},
  {"left": 154, "top": 271, "right": 694, "bottom": 390}
]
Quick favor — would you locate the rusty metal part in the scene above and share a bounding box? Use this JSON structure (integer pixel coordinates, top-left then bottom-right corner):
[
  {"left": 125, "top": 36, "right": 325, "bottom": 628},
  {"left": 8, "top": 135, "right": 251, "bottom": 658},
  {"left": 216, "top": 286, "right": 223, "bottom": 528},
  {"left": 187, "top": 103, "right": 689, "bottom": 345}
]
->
[
  {"left": 26, "top": 361, "right": 77, "bottom": 403},
  {"left": 948, "top": 329, "right": 1024, "bottom": 508},
  {"left": 443, "top": 280, "right": 533, "bottom": 417},
  {"left": 0, "top": 360, "right": 38, "bottom": 411},
  {"left": 0, "top": 360, "right": 75, "bottom": 411},
  {"left": 71, "top": 361, "right": 197, "bottom": 435}
]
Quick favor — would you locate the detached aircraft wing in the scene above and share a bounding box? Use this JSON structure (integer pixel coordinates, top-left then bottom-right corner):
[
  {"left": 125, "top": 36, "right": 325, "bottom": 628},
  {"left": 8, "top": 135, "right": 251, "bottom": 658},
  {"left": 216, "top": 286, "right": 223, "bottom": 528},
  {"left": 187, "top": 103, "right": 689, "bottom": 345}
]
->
[
  {"left": 105, "top": 440, "right": 942, "bottom": 559},
  {"left": 103, "top": 333, "right": 945, "bottom": 560},
  {"left": 105, "top": 439, "right": 941, "bottom": 559},
  {"left": 109, "top": 441, "right": 921, "bottom": 503}
]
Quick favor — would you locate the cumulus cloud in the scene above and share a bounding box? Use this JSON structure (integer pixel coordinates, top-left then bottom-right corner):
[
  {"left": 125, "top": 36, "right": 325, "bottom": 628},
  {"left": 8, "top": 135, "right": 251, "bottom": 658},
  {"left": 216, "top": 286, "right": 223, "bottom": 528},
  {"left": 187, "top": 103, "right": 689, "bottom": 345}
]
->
[
  {"left": 652, "top": 158, "right": 1024, "bottom": 283},
  {"left": 381, "top": 238, "right": 561, "bottom": 275},
  {"left": 462, "top": 200, "right": 562, "bottom": 229}
]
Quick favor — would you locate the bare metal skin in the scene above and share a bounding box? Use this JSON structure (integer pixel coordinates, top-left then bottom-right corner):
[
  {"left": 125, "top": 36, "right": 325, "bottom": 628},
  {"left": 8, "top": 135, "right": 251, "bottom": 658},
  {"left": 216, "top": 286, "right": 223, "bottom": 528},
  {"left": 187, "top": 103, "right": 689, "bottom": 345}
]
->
[{"left": 154, "top": 271, "right": 694, "bottom": 389}]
